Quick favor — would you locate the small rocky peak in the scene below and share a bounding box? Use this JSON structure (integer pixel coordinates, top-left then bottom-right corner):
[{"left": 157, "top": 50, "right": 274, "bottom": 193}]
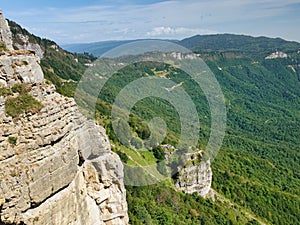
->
[
  {"left": 0, "top": 9, "right": 13, "bottom": 51},
  {"left": 0, "top": 11, "right": 44, "bottom": 88}
]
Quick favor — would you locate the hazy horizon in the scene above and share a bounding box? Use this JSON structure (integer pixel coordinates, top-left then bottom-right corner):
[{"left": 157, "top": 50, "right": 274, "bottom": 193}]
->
[
  {"left": 62, "top": 33, "right": 300, "bottom": 46},
  {"left": 1, "top": 0, "right": 300, "bottom": 45}
]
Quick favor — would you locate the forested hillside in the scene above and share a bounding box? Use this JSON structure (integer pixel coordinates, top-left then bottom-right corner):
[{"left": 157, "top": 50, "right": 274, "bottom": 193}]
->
[
  {"left": 86, "top": 52, "right": 300, "bottom": 225},
  {"left": 180, "top": 34, "right": 300, "bottom": 58}
]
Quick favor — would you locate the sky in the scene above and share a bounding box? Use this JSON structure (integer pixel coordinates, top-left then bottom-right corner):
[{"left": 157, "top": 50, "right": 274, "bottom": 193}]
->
[{"left": 1, "top": 0, "right": 300, "bottom": 45}]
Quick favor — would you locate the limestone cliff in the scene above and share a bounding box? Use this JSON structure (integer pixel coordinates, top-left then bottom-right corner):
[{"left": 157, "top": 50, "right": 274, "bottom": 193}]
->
[
  {"left": 175, "top": 158, "right": 212, "bottom": 197},
  {"left": 0, "top": 11, "right": 128, "bottom": 225},
  {"left": 172, "top": 149, "right": 212, "bottom": 197},
  {"left": 162, "top": 145, "right": 212, "bottom": 197},
  {"left": 0, "top": 10, "right": 13, "bottom": 51}
]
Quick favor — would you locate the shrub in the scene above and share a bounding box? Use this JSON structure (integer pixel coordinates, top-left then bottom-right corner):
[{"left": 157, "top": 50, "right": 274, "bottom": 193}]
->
[
  {"left": 5, "top": 83, "right": 43, "bottom": 118},
  {"left": 131, "top": 136, "right": 143, "bottom": 149},
  {"left": 111, "top": 146, "right": 129, "bottom": 163},
  {"left": 11, "top": 83, "right": 31, "bottom": 95},
  {"left": 157, "top": 161, "right": 168, "bottom": 176},
  {"left": 5, "top": 94, "right": 43, "bottom": 117},
  {"left": 8, "top": 136, "right": 17, "bottom": 145},
  {"left": 0, "top": 87, "right": 12, "bottom": 96},
  {"left": 152, "top": 145, "right": 165, "bottom": 161},
  {"left": 117, "top": 150, "right": 129, "bottom": 163},
  {"left": 0, "top": 41, "right": 8, "bottom": 51}
]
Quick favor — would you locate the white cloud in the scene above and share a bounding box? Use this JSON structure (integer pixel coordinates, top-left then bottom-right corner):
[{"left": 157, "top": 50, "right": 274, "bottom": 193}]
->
[
  {"left": 146, "top": 26, "right": 217, "bottom": 38},
  {"left": 4, "top": 0, "right": 300, "bottom": 44}
]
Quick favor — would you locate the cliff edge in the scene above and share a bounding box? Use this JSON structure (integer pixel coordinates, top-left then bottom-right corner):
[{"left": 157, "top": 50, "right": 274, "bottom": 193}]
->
[{"left": 0, "top": 10, "right": 128, "bottom": 225}]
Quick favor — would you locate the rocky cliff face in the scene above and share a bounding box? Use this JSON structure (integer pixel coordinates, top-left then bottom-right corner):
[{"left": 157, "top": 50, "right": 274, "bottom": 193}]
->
[
  {"left": 165, "top": 146, "right": 212, "bottom": 197},
  {"left": 13, "top": 33, "right": 44, "bottom": 59},
  {"left": 163, "top": 145, "right": 212, "bottom": 197},
  {"left": 0, "top": 10, "right": 13, "bottom": 51},
  {"left": 175, "top": 158, "right": 212, "bottom": 197},
  {"left": 0, "top": 11, "right": 128, "bottom": 225},
  {"left": 0, "top": 51, "right": 44, "bottom": 88}
]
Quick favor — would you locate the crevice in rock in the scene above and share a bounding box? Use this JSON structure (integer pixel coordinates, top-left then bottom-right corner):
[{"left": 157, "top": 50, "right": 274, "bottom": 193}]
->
[
  {"left": 38, "top": 131, "right": 68, "bottom": 148},
  {"left": 0, "top": 222, "right": 26, "bottom": 225},
  {"left": 0, "top": 155, "right": 16, "bottom": 163},
  {"left": 24, "top": 183, "right": 70, "bottom": 213},
  {"left": 78, "top": 150, "right": 84, "bottom": 167},
  {"left": 50, "top": 133, "right": 67, "bottom": 147},
  {"left": 103, "top": 214, "right": 124, "bottom": 223}
]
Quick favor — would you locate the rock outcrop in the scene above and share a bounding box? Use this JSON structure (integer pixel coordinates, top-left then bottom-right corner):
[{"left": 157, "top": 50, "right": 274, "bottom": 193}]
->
[
  {"left": 0, "top": 11, "right": 128, "bottom": 225},
  {"left": 162, "top": 144, "right": 212, "bottom": 197},
  {"left": 0, "top": 51, "right": 44, "bottom": 88},
  {"left": 265, "top": 51, "right": 288, "bottom": 59},
  {"left": 175, "top": 158, "right": 212, "bottom": 197},
  {"left": 13, "top": 34, "right": 44, "bottom": 59},
  {"left": 175, "top": 151, "right": 212, "bottom": 197},
  {"left": 0, "top": 10, "right": 13, "bottom": 51}
]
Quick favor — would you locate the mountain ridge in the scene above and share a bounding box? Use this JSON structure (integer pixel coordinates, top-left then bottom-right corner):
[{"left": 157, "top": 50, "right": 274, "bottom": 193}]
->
[{"left": 62, "top": 33, "right": 300, "bottom": 58}]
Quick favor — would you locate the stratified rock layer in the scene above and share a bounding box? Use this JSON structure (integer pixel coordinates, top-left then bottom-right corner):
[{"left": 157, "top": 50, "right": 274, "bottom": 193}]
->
[
  {"left": 0, "top": 85, "right": 128, "bottom": 224},
  {"left": 0, "top": 51, "right": 44, "bottom": 88},
  {"left": 0, "top": 10, "right": 128, "bottom": 225}
]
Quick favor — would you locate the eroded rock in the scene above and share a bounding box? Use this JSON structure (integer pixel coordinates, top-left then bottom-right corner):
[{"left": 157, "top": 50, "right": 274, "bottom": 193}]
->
[
  {"left": 0, "top": 10, "right": 13, "bottom": 51},
  {"left": 0, "top": 10, "right": 128, "bottom": 225}
]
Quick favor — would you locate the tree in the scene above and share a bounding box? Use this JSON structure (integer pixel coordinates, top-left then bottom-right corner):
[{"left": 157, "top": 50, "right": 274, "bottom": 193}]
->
[
  {"left": 131, "top": 136, "right": 143, "bottom": 149},
  {"left": 153, "top": 145, "right": 165, "bottom": 161}
]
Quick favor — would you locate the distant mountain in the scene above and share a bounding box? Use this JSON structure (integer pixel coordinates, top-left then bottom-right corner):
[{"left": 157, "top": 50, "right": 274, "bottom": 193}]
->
[
  {"left": 63, "top": 39, "right": 178, "bottom": 56},
  {"left": 63, "top": 34, "right": 300, "bottom": 59},
  {"left": 180, "top": 34, "right": 300, "bottom": 57},
  {"left": 63, "top": 40, "right": 134, "bottom": 56}
]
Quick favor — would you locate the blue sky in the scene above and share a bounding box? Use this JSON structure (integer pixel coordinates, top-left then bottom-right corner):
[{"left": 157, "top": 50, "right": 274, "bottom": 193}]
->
[{"left": 1, "top": 0, "right": 300, "bottom": 44}]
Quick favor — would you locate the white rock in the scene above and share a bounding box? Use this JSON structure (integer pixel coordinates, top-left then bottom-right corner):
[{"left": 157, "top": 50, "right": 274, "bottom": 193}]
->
[{"left": 0, "top": 10, "right": 129, "bottom": 224}]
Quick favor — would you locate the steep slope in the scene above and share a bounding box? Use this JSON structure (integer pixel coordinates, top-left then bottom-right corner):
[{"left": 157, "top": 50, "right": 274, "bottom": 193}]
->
[
  {"left": 81, "top": 39, "right": 300, "bottom": 223},
  {"left": 0, "top": 11, "right": 128, "bottom": 225}
]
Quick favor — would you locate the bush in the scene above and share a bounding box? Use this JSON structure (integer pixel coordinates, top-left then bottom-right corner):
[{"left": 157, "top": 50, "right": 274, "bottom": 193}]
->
[
  {"left": 5, "top": 83, "right": 43, "bottom": 118},
  {"left": 11, "top": 83, "right": 31, "bottom": 95},
  {"left": 116, "top": 150, "right": 129, "bottom": 163},
  {"left": 157, "top": 161, "right": 168, "bottom": 176},
  {"left": 115, "top": 119, "right": 132, "bottom": 147},
  {"left": 111, "top": 146, "right": 129, "bottom": 163},
  {"left": 153, "top": 145, "right": 165, "bottom": 161},
  {"left": 131, "top": 136, "right": 143, "bottom": 149},
  {"left": 8, "top": 136, "right": 17, "bottom": 145},
  {"left": 0, "top": 41, "right": 8, "bottom": 51},
  {"left": 5, "top": 94, "right": 43, "bottom": 117},
  {"left": 0, "top": 87, "right": 12, "bottom": 96}
]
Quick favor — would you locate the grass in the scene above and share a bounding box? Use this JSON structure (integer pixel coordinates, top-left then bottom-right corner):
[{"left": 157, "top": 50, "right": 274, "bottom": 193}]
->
[
  {"left": 120, "top": 146, "right": 157, "bottom": 167},
  {"left": 0, "top": 87, "right": 12, "bottom": 96},
  {"left": 5, "top": 94, "right": 43, "bottom": 117},
  {"left": 5, "top": 83, "right": 43, "bottom": 118},
  {"left": 11, "top": 83, "right": 31, "bottom": 95}
]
